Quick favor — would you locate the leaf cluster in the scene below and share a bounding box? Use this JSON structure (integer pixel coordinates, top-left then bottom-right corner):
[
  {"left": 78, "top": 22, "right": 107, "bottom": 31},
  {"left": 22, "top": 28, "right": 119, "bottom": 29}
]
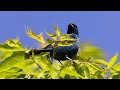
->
[{"left": 0, "top": 25, "right": 119, "bottom": 79}]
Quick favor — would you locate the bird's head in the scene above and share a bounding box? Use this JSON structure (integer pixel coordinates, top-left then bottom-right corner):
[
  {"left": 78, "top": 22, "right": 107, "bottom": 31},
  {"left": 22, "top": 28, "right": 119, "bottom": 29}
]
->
[{"left": 67, "top": 23, "right": 79, "bottom": 36}]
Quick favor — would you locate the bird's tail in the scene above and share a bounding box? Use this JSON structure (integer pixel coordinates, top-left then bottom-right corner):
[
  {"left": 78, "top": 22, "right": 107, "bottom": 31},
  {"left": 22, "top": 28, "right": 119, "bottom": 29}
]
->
[{"left": 28, "top": 48, "right": 53, "bottom": 55}]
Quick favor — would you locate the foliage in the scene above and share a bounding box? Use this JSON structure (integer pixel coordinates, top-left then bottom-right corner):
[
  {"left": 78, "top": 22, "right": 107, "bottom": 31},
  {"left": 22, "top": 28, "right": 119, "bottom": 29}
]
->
[{"left": 0, "top": 25, "right": 119, "bottom": 79}]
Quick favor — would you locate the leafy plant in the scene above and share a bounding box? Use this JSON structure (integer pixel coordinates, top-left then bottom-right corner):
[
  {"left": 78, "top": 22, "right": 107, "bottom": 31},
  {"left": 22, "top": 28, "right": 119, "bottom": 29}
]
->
[{"left": 0, "top": 25, "right": 119, "bottom": 79}]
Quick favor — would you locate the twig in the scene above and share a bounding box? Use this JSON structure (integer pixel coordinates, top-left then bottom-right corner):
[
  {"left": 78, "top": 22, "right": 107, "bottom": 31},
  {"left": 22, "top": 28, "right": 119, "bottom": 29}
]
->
[
  {"left": 31, "top": 56, "right": 43, "bottom": 70},
  {"left": 87, "top": 57, "right": 91, "bottom": 62}
]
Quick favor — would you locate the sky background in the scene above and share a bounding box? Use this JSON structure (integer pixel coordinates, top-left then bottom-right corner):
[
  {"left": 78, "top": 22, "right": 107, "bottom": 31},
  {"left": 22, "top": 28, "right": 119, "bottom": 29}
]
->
[{"left": 0, "top": 11, "right": 120, "bottom": 61}]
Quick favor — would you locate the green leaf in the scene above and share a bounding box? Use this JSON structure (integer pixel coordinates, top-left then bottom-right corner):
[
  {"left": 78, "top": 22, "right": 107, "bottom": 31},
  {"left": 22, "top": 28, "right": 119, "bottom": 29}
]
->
[
  {"left": 90, "top": 70, "right": 102, "bottom": 79},
  {"left": 49, "top": 70, "right": 59, "bottom": 79},
  {"left": 60, "top": 34, "right": 69, "bottom": 38},
  {"left": 26, "top": 28, "right": 46, "bottom": 47},
  {"left": 9, "top": 67, "right": 22, "bottom": 72},
  {"left": 52, "top": 60, "right": 62, "bottom": 70},
  {"left": 0, "top": 43, "right": 24, "bottom": 51},
  {"left": 37, "top": 70, "right": 46, "bottom": 79},
  {"left": 110, "top": 62, "right": 120, "bottom": 74},
  {"left": 0, "top": 39, "right": 24, "bottom": 52},
  {"left": 34, "top": 55, "right": 59, "bottom": 79},
  {"left": 57, "top": 41, "right": 73, "bottom": 46},
  {"left": 77, "top": 43, "right": 105, "bottom": 60},
  {"left": 112, "top": 73, "right": 120, "bottom": 79},
  {"left": 46, "top": 38, "right": 54, "bottom": 44},
  {"left": 93, "top": 59, "right": 108, "bottom": 66},
  {"left": 97, "top": 75, "right": 104, "bottom": 79},
  {"left": 59, "top": 34, "right": 77, "bottom": 41},
  {"left": 0, "top": 51, "right": 26, "bottom": 72},
  {"left": 74, "top": 64, "right": 85, "bottom": 78},
  {"left": 5, "top": 39, "right": 22, "bottom": 48},
  {"left": 53, "top": 25, "right": 61, "bottom": 37},
  {"left": 0, "top": 71, "right": 23, "bottom": 79},
  {"left": 0, "top": 51, "right": 13, "bottom": 60},
  {"left": 108, "top": 75, "right": 113, "bottom": 79},
  {"left": 59, "top": 66, "right": 84, "bottom": 79},
  {"left": 86, "top": 62, "right": 102, "bottom": 71},
  {"left": 35, "top": 55, "right": 52, "bottom": 71},
  {"left": 107, "top": 52, "right": 118, "bottom": 69},
  {"left": 46, "top": 32, "right": 57, "bottom": 40},
  {"left": 83, "top": 66, "right": 90, "bottom": 79},
  {"left": 15, "top": 59, "right": 40, "bottom": 75}
]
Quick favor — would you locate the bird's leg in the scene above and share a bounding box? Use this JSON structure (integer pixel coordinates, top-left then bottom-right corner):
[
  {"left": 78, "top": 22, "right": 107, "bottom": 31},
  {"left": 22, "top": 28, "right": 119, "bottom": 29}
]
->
[
  {"left": 47, "top": 55, "right": 53, "bottom": 65},
  {"left": 50, "top": 59, "right": 53, "bottom": 64},
  {"left": 58, "top": 60, "right": 63, "bottom": 66},
  {"left": 49, "top": 57, "right": 54, "bottom": 65},
  {"left": 65, "top": 55, "right": 76, "bottom": 65}
]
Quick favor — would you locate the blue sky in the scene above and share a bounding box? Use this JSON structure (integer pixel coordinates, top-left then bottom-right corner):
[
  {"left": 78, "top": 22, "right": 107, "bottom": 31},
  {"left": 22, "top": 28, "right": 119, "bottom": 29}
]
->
[{"left": 0, "top": 11, "right": 120, "bottom": 61}]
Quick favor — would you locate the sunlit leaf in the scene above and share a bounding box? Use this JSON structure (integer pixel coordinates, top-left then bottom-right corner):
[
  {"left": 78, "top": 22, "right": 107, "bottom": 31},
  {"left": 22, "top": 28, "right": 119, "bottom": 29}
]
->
[
  {"left": 59, "top": 66, "right": 84, "bottom": 79},
  {"left": 97, "top": 75, "right": 104, "bottom": 79},
  {"left": 15, "top": 59, "right": 39, "bottom": 75},
  {"left": 112, "top": 73, "right": 120, "bottom": 79},
  {"left": 74, "top": 64, "right": 85, "bottom": 78},
  {"left": 57, "top": 41, "right": 73, "bottom": 46},
  {"left": 60, "top": 37, "right": 77, "bottom": 41},
  {"left": 110, "top": 62, "right": 120, "bottom": 74},
  {"left": 83, "top": 65, "right": 90, "bottom": 79},
  {"left": 60, "top": 34, "right": 69, "bottom": 38},
  {"left": 5, "top": 39, "right": 22, "bottom": 48},
  {"left": 35, "top": 55, "right": 59, "bottom": 79},
  {"left": 53, "top": 25, "right": 61, "bottom": 37},
  {"left": 26, "top": 27, "right": 45, "bottom": 47},
  {"left": 0, "top": 51, "right": 26, "bottom": 72},
  {"left": 59, "top": 34, "right": 77, "bottom": 41},
  {"left": 52, "top": 60, "right": 62, "bottom": 70},
  {"left": 0, "top": 51, "right": 13, "bottom": 60},
  {"left": 0, "top": 44, "right": 23, "bottom": 51},
  {"left": 77, "top": 42, "right": 105, "bottom": 60},
  {"left": 108, "top": 75, "right": 113, "bottom": 79},
  {"left": 90, "top": 70, "right": 102, "bottom": 79},
  {"left": 93, "top": 59, "right": 108, "bottom": 66},
  {"left": 0, "top": 71, "right": 23, "bottom": 79},
  {"left": 37, "top": 70, "right": 46, "bottom": 79},
  {"left": 9, "top": 67, "right": 22, "bottom": 72},
  {"left": 37, "top": 33, "right": 45, "bottom": 43},
  {"left": 107, "top": 52, "right": 118, "bottom": 69},
  {"left": 0, "top": 39, "right": 24, "bottom": 51},
  {"left": 87, "top": 63, "right": 102, "bottom": 71},
  {"left": 46, "top": 32, "right": 57, "bottom": 40},
  {"left": 46, "top": 38, "right": 54, "bottom": 44}
]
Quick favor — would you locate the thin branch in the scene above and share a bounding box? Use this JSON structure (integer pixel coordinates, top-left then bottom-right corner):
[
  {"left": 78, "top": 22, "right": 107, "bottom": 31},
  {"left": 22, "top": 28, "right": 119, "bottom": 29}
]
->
[
  {"left": 87, "top": 57, "right": 92, "bottom": 62},
  {"left": 31, "top": 56, "right": 43, "bottom": 70}
]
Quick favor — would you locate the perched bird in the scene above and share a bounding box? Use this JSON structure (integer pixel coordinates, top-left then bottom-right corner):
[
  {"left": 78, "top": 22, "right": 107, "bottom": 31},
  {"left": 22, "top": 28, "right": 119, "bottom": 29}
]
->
[{"left": 28, "top": 23, "right": 79, "bottom": 61}]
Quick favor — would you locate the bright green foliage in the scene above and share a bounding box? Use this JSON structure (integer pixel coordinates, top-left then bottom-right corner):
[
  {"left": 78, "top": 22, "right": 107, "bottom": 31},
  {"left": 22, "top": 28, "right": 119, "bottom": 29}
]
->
[
  {"left": 93, "top": 59, "right": 108, "bottom": 66},
  {"left": 0, "top": 25, "right": 120, "bottom": 79},
  {"left": 107, "top": 52, "right": 118, "bottom": 69},
  {"left": 53, "top": 25, "right": 61, "bottom": 37},
  {"left": 46, "top": 32, "right": 57, "bottom": 41}
]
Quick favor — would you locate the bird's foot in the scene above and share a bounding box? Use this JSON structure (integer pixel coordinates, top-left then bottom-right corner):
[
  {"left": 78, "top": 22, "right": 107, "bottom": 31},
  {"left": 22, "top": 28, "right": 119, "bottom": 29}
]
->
[
  {"left": 67, "top": 60, "right": 76, "bottom": 66},
  {"left": 65, "top": 55, "right": 76, "bottom": 66},
  {"left": 58, "top": 60, "right": 64, "bottom": 66}
]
